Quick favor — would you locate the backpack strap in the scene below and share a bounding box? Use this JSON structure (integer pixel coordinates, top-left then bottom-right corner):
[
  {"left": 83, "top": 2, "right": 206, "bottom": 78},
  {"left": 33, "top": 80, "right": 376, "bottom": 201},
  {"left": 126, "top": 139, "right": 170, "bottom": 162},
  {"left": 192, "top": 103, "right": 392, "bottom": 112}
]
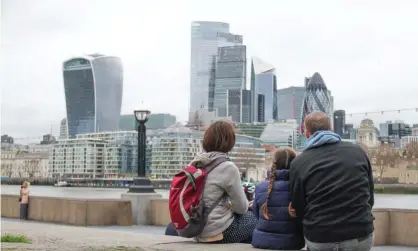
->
[
  {"left": 202, "top": 156, "right": 229, "bottom": 216},
  {"left": 204, "top": 156, "right": 229, "bottom": 174}
]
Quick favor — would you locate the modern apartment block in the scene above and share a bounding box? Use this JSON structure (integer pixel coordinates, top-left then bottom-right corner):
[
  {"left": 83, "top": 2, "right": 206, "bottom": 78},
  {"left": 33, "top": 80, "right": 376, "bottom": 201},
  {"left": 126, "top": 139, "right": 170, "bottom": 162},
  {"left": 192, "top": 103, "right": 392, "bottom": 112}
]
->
[
  {"left": 59, "top": 118, "right": 68, "bottom": 139},
  {"left": 251, "top": 57, "right": 277, "bottom": 122},
  {"left": 235, "top": 123, "right": 267, "bottom": 138},
  {"left": 49, "top": 131, "right": 139, "bottom": 179},
  {"left": 190, "top": 21, "right": 242, "bottom": 114},
  {"left": 150, "top": 124, "right": 203, "bottom": 179},
  {"left": 214, "top": 45, "right": 246, "bottom": 117},
  {"left": 277, "top": 86, "right": 305, "bottom": 126},
  {"left": 227, "top": 89, "right": 251, "bottom": 123},
  {"left": 63, "top": 54, "right": 123, "bottom": 138}
]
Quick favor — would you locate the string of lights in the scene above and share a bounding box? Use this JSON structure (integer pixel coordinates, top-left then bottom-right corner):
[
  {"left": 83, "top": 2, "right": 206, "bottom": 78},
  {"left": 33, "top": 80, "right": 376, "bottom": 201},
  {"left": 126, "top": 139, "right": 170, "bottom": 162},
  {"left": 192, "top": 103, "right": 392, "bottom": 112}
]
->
[
  {"left": 4, "top": 107, "right": 417, "bottom": 141},
  {"left": 345, "top": 108, "right": 417, "bottom": 117}
]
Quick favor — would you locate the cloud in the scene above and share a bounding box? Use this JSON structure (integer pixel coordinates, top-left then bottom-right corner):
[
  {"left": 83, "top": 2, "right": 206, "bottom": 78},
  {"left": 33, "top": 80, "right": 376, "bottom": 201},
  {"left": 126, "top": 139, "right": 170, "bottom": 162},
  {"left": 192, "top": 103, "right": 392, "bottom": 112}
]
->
[{"left": 1, "top": 0, "right": 417, "bottom": 139}]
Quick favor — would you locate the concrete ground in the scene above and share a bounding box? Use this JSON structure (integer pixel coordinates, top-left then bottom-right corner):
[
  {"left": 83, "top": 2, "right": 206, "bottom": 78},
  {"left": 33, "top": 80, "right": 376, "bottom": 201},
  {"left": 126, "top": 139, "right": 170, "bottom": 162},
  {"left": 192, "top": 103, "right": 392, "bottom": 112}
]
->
[{"left": 1, "top": 219, "right": 416, "bottom": 251}]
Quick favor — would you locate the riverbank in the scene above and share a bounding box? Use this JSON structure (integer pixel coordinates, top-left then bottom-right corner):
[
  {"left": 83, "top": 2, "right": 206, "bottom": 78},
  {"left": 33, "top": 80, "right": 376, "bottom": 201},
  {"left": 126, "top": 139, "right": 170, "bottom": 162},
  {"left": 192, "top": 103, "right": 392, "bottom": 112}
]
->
[
  {"left": 374, "top": 184, "right": 418, "bottom": 194},
  {"left": 1, "top": 220, "right": 414, "bottom": 251}
]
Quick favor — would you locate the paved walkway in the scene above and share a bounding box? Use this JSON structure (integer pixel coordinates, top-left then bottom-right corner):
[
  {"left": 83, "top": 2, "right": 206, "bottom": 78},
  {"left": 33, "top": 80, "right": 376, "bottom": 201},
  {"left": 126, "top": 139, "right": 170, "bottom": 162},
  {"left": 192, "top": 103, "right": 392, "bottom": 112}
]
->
[{"left": 1, "top": 220, "right": 416, "bottom": 251}]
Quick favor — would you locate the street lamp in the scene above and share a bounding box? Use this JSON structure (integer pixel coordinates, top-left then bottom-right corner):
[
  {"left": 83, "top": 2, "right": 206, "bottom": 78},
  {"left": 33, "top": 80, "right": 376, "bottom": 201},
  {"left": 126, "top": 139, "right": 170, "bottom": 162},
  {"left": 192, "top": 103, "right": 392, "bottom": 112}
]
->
[{"left": 128, "top": 109, "right": 155, "bottom": 193}]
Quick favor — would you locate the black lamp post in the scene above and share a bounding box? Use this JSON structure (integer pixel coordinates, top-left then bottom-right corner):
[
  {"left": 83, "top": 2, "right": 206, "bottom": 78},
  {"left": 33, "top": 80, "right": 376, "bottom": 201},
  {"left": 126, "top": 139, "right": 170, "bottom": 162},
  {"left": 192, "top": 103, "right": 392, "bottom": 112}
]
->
[{"left": 128, "top": 109, "right": 155, "bottom": 193}]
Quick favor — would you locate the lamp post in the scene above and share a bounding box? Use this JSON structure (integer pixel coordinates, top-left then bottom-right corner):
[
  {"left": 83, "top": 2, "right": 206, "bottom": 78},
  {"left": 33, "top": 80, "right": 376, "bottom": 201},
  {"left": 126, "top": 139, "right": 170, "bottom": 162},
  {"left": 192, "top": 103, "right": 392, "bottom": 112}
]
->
[{"left": 128, "top": 109, "right": 155, "bottom": 193}]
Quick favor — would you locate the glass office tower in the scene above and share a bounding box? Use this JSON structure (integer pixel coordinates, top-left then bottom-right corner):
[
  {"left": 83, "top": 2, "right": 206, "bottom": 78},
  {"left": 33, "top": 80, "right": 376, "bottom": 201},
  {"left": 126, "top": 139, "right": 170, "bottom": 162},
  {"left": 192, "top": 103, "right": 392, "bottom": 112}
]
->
[{"left": 63, "top": 54, "right": 123, "bottom": 138}]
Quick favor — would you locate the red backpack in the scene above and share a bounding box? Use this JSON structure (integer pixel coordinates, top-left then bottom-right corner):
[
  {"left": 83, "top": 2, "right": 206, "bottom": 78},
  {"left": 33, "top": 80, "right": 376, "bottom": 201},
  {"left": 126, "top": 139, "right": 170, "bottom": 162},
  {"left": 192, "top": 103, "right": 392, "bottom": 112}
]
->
[{"left": 169, "top": 156, "right": 228, "bottom": 238}]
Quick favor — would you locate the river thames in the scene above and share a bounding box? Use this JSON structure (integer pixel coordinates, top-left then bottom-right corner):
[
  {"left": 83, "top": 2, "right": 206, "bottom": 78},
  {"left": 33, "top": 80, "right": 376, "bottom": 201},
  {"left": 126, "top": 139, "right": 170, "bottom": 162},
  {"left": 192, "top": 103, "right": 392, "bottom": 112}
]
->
[{"left": 1, "top": 185, "right": 418, "bottom": 209}]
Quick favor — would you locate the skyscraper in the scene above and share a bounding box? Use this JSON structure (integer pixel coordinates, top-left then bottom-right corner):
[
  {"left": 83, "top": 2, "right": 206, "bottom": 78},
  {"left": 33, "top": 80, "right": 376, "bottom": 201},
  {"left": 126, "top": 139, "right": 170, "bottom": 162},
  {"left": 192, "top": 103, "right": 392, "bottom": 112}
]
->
[
  {"left": 277, "top": 86, "right": 305, "bottom": 126},
  {"left": 300, "top": 72, "right": 332, "bottom": 133},
  {"left": 251, "top": 57, "right": 277, "bottom": 122},
  {"left": 333, "top": 110, "right": 346, "bottom": 136},
  {"left": 214, "top": 45, "right": 246, "bottom": 117},
  {"left": 63, "top": 54, "right": 123, "bottom": 138},
  {"left": 59, "top": 118, "right": 68, "bottom": 139},
  {"left": 227, "top": 89, "right": 251, "bottom": 123},
  {"left": 190, "top": 21, "right": 242, "bottom": 114}
]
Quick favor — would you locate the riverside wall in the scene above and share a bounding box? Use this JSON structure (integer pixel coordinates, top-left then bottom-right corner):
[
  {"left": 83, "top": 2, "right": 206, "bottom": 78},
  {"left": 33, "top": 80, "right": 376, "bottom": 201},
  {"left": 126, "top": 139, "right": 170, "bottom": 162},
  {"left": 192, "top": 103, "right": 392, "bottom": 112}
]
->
[
  {"left": 2, "top": 195, "right": 418, "bottom": 247},
  {"left": 150, "top": 199, "right": 418, "bottom": 247},
  {"left": 1, "top": 194, "right": 132, "bottom": 226}
]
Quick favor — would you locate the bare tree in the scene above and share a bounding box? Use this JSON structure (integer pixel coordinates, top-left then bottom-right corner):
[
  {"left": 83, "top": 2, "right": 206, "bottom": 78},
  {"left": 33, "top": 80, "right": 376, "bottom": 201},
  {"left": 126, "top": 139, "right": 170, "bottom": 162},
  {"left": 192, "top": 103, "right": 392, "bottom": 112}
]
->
[
  {"left": 1, "top": 163, "right": 13, "bottom": 178},
  {"left": 404, "top": 141, "right": 418, "bottom": 160},
  {"left": 233, "top": 147, "right": 262, "bottom": 182},
  {"left": 21, "top": 159, "right": 41, "bottom": 178},
  {"left": 374, "top": 143, "right": 399, "bottom": 181}
]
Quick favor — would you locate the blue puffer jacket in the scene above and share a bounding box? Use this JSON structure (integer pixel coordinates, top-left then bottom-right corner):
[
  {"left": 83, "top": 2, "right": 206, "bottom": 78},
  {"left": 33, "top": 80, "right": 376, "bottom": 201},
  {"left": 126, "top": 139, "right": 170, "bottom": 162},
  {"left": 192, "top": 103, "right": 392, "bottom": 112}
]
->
[{"left": 251, "top": 169, "right": 305, "bottom": 250}]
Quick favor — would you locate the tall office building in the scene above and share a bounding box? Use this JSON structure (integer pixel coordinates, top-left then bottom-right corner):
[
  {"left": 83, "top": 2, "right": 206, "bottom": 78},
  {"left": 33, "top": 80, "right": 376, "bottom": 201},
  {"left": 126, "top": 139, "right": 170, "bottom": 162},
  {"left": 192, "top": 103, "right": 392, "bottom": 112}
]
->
[
  {"left": 277, "top": 86, "right": 305, "bottom": 126},
  {"left": 63, "top": 54, "right": 123, "bottom": 138},
  {"left": 300, "top": 72, "right": 332, "bottom": 133},
  {"left": 59, "top": 118, "right": 68, "bottom": 139},
  {"left": 251, "top": 57, "right": 277, "bottom": 122},
  {"left": 213, "top": 45, "right": 246, "bottom": 117},
  {"left": 333, "top": 110, "right": 346, "bottom": 136},
  {"left": 190, "top": 21, "right": 243, "bottom": 114},
  {"left": 227, "top": 89, "right": 251, "bottom": 123}
]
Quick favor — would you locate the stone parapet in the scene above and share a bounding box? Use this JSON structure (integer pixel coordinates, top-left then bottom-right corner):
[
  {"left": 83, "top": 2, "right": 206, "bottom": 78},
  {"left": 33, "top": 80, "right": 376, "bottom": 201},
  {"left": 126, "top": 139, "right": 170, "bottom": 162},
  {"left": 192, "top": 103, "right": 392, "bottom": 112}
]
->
[
  {"left": 1, "top": 194, "right": 132, "bottom": 226},
  {"left": 151, "top": 198, "right": 418, "bottom": 247}
]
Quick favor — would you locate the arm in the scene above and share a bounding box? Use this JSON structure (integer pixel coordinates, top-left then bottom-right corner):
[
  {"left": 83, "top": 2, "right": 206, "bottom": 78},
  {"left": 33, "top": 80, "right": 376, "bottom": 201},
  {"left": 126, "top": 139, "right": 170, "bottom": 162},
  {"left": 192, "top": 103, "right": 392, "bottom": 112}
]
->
[
  {"left": 289, "top": 162, "right": 305, "bottom": 219},
  {"left": 252, "top": 187, "right": 259, "bottom": 219},
  {"left": 223, "top": 162, "right": 249, "bottom": 214},
  {"left": 366, "top": 155, "right": 375, "bottom": 208},
  {"left": 22, "top": 189, "right": 29, "bottom": 196}
]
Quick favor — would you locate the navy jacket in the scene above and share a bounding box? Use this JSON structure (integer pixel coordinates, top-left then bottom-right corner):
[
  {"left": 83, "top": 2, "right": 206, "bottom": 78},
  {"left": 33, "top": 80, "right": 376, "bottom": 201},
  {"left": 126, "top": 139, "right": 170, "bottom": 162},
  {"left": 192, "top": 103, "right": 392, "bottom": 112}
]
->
[{"left": 252, "top": 169, "right": 305, "bottom": 250}]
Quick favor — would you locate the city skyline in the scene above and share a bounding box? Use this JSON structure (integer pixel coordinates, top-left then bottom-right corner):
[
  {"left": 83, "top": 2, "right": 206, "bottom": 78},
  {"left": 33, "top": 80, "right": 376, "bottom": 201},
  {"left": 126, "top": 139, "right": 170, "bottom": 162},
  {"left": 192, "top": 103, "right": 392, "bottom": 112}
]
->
[{"left": 2, "top": 0, "right": 418, "bottom": 138}]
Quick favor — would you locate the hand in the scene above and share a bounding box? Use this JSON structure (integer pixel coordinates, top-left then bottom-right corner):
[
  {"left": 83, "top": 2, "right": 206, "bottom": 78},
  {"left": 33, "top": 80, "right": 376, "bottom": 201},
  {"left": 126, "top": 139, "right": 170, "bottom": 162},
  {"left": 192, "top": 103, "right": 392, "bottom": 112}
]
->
[
  {"left": 288, "top": 202, "right": 297, "bottom": 218},
  {"left": 248, "top": 200, "right": 254, "bottom": 208}
]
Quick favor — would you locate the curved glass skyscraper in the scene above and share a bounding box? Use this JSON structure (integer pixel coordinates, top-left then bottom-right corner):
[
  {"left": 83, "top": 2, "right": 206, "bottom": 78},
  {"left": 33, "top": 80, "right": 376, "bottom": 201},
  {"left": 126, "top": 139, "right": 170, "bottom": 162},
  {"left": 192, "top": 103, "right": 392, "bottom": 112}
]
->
[
  {"left": 300, "top": 72, "right": 333, "bottom": 133},
  {"left": 63, "top": 54, "right": 123, "bottom": 138}
]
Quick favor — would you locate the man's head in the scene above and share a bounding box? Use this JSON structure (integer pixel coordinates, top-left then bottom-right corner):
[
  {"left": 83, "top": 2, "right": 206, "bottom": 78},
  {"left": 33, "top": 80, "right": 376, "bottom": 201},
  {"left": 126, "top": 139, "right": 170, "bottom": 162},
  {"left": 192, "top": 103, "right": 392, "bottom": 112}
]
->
[{"left": 304, "top": 112, "right": 332, "bottom": 138}]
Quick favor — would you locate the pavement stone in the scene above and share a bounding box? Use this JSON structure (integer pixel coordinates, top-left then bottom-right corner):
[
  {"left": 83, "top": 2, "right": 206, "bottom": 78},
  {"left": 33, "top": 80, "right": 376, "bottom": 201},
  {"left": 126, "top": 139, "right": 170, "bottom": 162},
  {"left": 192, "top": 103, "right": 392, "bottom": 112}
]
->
[{"left": 1, "top": 220, "right": 417, "bottom": 251}]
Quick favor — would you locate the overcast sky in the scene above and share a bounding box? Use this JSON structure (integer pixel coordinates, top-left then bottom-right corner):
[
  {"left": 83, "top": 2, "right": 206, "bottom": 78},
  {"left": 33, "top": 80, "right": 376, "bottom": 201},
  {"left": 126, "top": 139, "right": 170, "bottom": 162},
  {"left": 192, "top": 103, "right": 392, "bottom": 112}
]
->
[{"left": 1, "top": 0, "right": 417, "bottom": 140}]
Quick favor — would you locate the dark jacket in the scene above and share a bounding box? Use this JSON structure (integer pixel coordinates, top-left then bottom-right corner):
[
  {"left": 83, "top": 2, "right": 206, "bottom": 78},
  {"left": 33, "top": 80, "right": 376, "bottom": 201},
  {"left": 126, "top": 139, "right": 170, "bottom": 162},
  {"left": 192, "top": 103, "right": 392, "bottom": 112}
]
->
[
  {"left": 251, "top": 169, "right": 305, "bottom": 250},
  {"left": 289, "top": 141, "right": 374, "bottom": 243}
]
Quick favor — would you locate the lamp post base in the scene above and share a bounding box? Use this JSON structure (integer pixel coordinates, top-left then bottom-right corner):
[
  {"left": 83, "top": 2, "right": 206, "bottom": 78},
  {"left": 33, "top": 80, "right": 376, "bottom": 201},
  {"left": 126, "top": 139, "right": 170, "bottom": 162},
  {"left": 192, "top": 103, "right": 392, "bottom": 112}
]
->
[{"left": 128, "top": 177, "right": 155, "bottom": 193}]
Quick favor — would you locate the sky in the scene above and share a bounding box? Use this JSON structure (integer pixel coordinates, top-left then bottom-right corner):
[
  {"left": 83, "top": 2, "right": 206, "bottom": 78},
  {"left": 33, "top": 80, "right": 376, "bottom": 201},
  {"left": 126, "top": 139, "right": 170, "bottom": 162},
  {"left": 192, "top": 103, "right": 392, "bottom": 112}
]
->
[{"left": 1, "top": 0, "right": 418, "bottom": 140}]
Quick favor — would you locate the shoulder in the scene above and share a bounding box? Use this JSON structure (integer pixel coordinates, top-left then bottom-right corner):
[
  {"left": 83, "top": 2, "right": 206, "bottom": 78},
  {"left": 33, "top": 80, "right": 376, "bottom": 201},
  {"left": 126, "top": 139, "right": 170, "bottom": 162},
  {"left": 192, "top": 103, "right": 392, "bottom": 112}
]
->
[
  {"left": 215, "top": 160, "right": 239, "bottom": 173},
  {"left": 255, "top": 180, "right": 268, "bottom": 192}
]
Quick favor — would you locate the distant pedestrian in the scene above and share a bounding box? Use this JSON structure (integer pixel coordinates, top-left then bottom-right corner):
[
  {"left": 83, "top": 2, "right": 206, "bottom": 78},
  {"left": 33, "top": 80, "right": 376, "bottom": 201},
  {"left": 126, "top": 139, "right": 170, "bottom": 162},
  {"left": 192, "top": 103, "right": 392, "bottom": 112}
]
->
[{"left": 20, "top": 181, "right": 30, "bottom": 220}]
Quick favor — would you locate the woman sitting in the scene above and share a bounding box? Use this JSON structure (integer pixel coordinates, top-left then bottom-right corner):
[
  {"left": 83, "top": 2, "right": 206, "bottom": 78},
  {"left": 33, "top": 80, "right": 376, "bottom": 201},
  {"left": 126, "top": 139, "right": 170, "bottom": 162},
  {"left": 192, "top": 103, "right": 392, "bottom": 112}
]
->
[{"left": 251, "top": 148, "right": 305, "bottom": 250}]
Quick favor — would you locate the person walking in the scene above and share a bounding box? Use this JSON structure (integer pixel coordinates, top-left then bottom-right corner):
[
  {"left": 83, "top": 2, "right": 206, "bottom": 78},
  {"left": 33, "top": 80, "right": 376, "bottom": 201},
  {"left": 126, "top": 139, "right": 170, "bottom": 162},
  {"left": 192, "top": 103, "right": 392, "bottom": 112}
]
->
[
  {"left": 20, "top": 181, "right": 30, "bottom": 220},
  {"left": 251, "top": 148, "right": 305, "bottom": 250},
  {"left": 289, "top": 112, "right": 375, "bottom": 251}
]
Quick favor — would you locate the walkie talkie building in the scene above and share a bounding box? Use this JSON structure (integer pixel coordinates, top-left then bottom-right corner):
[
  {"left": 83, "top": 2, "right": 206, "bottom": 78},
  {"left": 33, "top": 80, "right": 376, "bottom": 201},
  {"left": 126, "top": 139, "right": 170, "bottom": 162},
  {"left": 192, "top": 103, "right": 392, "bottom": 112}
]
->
[{"left": 63, "top": 54, "right": 123, "bottom": 138}]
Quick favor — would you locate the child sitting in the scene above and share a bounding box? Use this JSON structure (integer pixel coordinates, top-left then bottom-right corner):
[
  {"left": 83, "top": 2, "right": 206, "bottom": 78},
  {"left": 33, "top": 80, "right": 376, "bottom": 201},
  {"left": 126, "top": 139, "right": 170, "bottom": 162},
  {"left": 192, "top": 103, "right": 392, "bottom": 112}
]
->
[{"left": 251, "top": 148, "right": 305, "bottom": 250}]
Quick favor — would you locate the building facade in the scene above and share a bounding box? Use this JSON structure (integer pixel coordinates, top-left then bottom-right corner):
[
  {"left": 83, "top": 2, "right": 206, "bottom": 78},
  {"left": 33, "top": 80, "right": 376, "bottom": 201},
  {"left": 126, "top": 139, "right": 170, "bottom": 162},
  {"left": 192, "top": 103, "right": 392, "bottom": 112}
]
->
[
  {"left": 190, "top": 21, "right": 242, "bottom": 114},
  {"left": 251, "top": 57, "right": 277, "bottom": 122},
  {"left": 227, "top": 89, "right": 251, "bottom": 123},
  {"left": 300, "top": 72, "right": 333, "bottom": 134},
  {"left": 63, "top": 54, "right": 123, "bottom": 138},
  {"left": 333, "top": 110, "right": 346, "bottom": 136},
  {"left": 150, "top": 124, "right": 203, "bottom": 179},
  {"left": 357, "top": 119, "right": 378, "bottom": 148},
  {"left": 1, "top": 150, "right": 50, "bottom": 178},
  {"left": 259, "top": 119, "right": 299, "bottom": 148},
  {"left": 119, "top": 113, "right": 176, "bottom": 131},
  {"left": 213, "top": 45, "right": 246, "bottom": 117},
  {"left": 59, "top": 118, "right": 68, "bottom": 139},
  {"left": 277, "top": 86, "right": 305, "bottom": 127},
  {"left": 400, "top": 136, "right": 418, "bottom": 149}
]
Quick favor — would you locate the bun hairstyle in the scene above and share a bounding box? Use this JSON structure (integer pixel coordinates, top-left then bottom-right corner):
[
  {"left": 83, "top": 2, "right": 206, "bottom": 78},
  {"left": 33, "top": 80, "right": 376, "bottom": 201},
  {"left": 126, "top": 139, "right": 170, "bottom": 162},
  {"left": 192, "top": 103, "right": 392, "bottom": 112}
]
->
[{"left": 261, "top": 148, "right": 297, "bottom": 219}]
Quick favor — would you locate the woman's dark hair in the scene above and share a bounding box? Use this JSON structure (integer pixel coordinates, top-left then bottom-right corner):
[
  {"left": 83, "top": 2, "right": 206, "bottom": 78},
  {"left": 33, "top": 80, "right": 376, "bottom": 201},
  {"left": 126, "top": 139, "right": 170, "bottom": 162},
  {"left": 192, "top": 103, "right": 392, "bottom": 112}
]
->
[
  {"left": 261, "top": 148, "right": 297, "bottom": 219},
  {"left": 202, "top": 120, "right": 236, "bottom": 153}
]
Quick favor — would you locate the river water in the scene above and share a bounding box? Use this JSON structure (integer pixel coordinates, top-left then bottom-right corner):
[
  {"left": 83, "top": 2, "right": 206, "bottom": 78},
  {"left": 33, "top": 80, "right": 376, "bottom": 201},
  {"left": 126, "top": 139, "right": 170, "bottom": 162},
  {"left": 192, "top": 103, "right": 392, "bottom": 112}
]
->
[{"left": 2, "top": 185, "right": 418, "bottom": 209}]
